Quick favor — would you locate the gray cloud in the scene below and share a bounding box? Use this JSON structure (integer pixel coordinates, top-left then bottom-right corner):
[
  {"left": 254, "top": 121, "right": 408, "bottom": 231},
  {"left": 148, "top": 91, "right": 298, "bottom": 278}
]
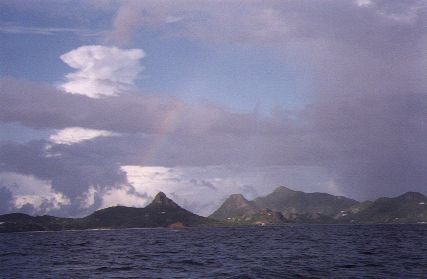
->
[
  {"left": 0, "top": 187, "right": 13, "bottom": 214},
  {"left": 189, "top": 179, "right": 217, "bottom": 192},
  {"left": 308, "top": 91, "right": 427, "bottom": 199},
  {"left": 0, "top": 23, "right": 103, "bottom": 37},
  {"left": 106, "top": 0, "right": 427, "bottom": 45},
  {"left": 0, "top": 78, "right": 174, "bottom": 133},
  {"left": 0, "top": 140, "right": 129, "bottom": 216},
  {"left": 98, "top": 0, "right": 427, "bottom": 200}
]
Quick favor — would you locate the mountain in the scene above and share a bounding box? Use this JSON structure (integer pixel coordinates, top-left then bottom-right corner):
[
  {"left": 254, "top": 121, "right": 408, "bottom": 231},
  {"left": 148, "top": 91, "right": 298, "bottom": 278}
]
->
[
  {"left": 209, "top": 194, "right": 257, "bottom": 221},
  {"left": 210, "top": 187, "right": 427, "bottom": 224},
  {"left": 0, "top": 192, "right": 220, "bottom": 233},
  {"left": 2, "top": 190, "right": 426, "bottom": 232},
  {"left": 253, "top": 186, "right": 359, "bottom": 216},
  {"left": 346, "top": 200, "right": 374, "bottom": 214},
  {"left": 0, "top": 213, "right": 74, "bottom": 233},
  {"left": 341, "top": 192, "right": 427, "bottom": 224},
  {"left": 224, "top": 208, "right": 289, "bottom": 226},
  {"left": 209, "top": 186, "right": 358, "bottom": 222},
  {"left": 78, "top": 192, "right": 217, "bottom": 229}
]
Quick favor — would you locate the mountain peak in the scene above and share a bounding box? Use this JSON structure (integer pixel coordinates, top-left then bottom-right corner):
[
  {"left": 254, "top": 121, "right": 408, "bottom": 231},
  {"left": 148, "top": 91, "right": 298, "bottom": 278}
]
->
[
  {"left": 222, "top": 194, "right": 253, "bottom": 209},
  {"left": 209, "top": 193, "right": 256, "bottom": 220},
  {"left": 227, "top": 194, "right": 249, "bottom": 204},
  {"left": 273, "top": 186, "right": 294, "bottom": 193},
  {"left": 150, "top": 192, "right": 179, "bottom": 208},
  {"left": 154, "top": 191, "right": 167, "bottom": 201},
  {"left": 398, "top": 191, "right": 426, "bottom": 201}
]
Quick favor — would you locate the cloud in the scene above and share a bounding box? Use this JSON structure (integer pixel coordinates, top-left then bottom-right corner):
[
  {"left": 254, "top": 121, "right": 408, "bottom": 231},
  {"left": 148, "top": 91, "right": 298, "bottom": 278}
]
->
[
  {"left": 0, "top": 23, "right": 103, "bottom": 37},
  {"left": 107, "top": 0, "right": 427, "bottom": 46},
  {"left": 0, "top": 77, "right": 293, "bottom": 137},
  {"left": 0, "top": 140, "right": 131, "bottom": 216},
  {"left": 122, "top": 165, "right": 225, "bottom": 215},
  {"left": 99, "top": 184, "right": 148, "bottom": 209},
  {"left": 72, "top": 1, "right": 427, "bottom": 200},
  {"left": 60, "top": 45, "right": 145, "bottom": 98},
  {"left": 355, "top": 0, "right": 373, "bottom": 7},
  {"left": 0, "top": 187, "right": 13, "bottom": 214},
  {"left": 0, "top": 172, "right": 70, "bottom": 215},
  {"left": 2, "top": 0, "right": 427, "bottom": 216},
  {"left": 0, "top": 78, "right": 178, "bottom": 133},
  {"left": 50, "top": 127, "right": 118, "bottom": 145},
  {"left": 0, "top": 169, "right": 145, "bottom": 216}
]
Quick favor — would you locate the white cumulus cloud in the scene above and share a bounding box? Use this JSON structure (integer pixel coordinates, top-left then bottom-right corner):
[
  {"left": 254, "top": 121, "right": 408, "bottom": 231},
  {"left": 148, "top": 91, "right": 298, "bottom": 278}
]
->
[
  {"left": 60, "top": 45, "right": 145, "bottom": 98},
  {"left": 0, "top": 172, "right": 71, "bottom": 214},
  {"left": 100, "top": 185, "right": 147, "bottom": 209},
  {"left": 50, "top": 127, "right": 118, "bottom": 145},
  {"left": 80, "top": 184, "right": 147, "bottom": 210}
]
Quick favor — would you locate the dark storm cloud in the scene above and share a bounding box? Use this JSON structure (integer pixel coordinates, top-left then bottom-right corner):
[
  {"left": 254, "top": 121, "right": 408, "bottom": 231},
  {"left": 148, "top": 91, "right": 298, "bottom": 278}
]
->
[
  {"left": 281, "top": 0, "right": 427, "bottom": 198},
  {"left": 8, "top": 73, "right": 427, "bottom": 201},
  {"left": 110, "top": 0, "right": 427, "bottom": 199},
  {"left": 0, "top": 140, "right": 128, "bottom": 215},
  {"left": 0, "top": 78, "right": 177, "bottom": 133},
  {"left": 307, "top": 91, "right": 427, "bottom": 198},
  {"left": 0, "top": 78, "right": 294, "bottom": 137},
  {"left": 0, "top": 186, "right": 13, "bottom": 214}
]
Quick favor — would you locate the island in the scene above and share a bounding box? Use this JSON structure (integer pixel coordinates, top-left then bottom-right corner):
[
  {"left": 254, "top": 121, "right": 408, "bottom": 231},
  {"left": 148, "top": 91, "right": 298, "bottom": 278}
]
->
[{"left": 1, "top": 188, "right": 426, "bottom": 233}]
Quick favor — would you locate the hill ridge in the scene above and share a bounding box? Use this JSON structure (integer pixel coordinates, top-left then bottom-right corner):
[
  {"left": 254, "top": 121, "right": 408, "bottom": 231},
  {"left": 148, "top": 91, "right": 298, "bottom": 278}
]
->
[
  {"left": 0, "top": 192, "right": 220, "bottom": 233},
  {"left": 210, "top": 187, "right": 427, "bottom": 224}
]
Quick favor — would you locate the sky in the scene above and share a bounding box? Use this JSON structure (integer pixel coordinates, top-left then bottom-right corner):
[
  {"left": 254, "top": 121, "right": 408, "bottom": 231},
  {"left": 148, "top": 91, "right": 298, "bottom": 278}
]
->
[{"left": 1, "top": 0, "right": 427, "bottom": 217}]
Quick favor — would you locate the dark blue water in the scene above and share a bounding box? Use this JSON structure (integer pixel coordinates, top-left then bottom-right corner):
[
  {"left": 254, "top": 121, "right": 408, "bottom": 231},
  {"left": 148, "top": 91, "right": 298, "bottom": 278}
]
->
[{"left": 0, "top": 225, "right": 426, "bottom": 278}]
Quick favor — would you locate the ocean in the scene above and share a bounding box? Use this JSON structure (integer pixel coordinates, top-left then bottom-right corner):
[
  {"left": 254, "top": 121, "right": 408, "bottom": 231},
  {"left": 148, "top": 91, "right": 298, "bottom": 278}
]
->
[{"left": 0, "top": 224, "right": 426, "bottom": 278}]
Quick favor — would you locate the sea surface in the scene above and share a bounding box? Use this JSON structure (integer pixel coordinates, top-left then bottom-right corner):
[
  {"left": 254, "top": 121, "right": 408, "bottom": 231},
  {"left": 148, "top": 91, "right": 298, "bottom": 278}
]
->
[{"left": 0, "top": 224, "right": 426, "bottom": 278}]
